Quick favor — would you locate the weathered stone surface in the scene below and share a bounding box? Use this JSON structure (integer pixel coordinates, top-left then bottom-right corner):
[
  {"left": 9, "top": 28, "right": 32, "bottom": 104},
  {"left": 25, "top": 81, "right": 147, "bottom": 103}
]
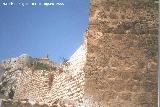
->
[
  {"left": 0, "top": 54, "right": 34, "bottom": 98},
  {"left": 11, "top": 43, "right": 86, "bottom": 106},
  {"left": 83, "top": 0, "right": 158, "bottom": 107},
  {"left": 0, "top": 0, "right": 158, "bottom": 107}
]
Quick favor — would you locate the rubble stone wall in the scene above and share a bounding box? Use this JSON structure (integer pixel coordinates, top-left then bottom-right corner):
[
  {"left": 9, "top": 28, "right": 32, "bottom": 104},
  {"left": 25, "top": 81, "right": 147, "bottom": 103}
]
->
[
  {"left": 83, "top": 0, "right": 158, "bottom": 107},
  {"left": 13, "top": 43, "right": 86, "bottom": 106},
  {"left": 48, "top": 44, "right": 86, "bottom": 105},
  {"left": 2, "top": 0, "right": 159, "bottom": 107}
]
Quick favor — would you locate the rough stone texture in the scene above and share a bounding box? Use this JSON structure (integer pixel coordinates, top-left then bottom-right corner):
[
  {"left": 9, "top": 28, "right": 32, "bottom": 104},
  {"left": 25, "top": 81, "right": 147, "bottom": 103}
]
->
[
  {"left": 13, "top": 43, "right": 86, "bottom": 106},
  {"left": 0, "top": 0, "right": 158, "bottom": 107},
  {"left": 83, "top": 0, "right": 158, "bottom": 107},
  {"left": 1, "top": 100, "right": 54, "bottom": 107},
  {"left": 0, "top": 54, "right": 33, "bottom": 98},
  {"left": 13, "top": 69, "right": 51, "bottom": 103}
]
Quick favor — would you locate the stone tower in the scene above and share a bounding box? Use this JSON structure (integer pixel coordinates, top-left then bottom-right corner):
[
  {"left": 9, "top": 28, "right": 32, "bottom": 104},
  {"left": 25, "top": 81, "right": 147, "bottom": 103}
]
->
[{"left": 83, "top": 0, "right": 158, "bottom": 107}]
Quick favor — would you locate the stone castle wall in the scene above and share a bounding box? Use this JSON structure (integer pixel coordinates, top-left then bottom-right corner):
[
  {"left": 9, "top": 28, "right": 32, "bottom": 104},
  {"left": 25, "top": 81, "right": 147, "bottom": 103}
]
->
[
  {"left": 83, "top": 0, "right": 158, "bottom": 107},
  {"left": 2, "top": 0, "right": 158, "bottom": 107},
  {"left": 13, "top": 43, "right": 87, "bottom": 106},
  {"left": 14, "top": 69, "right": 51, "bottom": 103},
  {"left": 47, "top": 43, "right": 87, "bottom": 105}
]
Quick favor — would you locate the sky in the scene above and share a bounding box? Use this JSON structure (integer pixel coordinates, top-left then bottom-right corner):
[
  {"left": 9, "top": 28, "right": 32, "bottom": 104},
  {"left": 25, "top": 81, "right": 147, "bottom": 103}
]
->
[{"left": 0, "top": 0, "right": 89, "bottom": 62}]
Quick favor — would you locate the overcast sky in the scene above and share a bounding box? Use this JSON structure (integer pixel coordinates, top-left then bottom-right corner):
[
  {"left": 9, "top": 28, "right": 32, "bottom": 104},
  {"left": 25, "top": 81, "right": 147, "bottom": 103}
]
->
[{"left": 0, "top": 0, "right": 89, "bottom": 62}]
